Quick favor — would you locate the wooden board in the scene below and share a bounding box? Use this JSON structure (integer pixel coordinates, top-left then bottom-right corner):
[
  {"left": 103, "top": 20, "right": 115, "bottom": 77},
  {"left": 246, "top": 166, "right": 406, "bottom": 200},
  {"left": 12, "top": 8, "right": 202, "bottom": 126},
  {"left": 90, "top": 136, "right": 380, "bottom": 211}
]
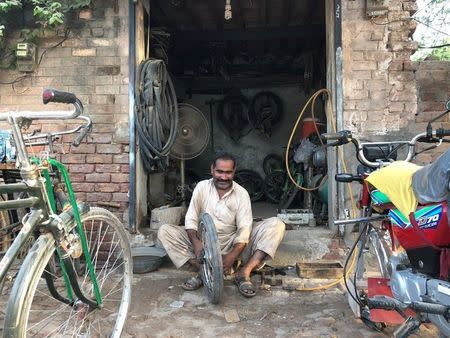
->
[{"left": 296, "top": 260, "right": 344, "bottom": 279}]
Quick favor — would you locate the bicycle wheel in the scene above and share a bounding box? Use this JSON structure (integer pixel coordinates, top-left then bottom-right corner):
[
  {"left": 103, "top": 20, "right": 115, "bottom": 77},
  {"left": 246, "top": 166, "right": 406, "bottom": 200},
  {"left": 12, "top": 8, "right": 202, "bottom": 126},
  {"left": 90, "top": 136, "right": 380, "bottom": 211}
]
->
[
  {"left": 264, "top": 170, "right": 285, "bottom": 203},
  {"left": 4, "top": 207, "right": 132, "bottom": 337},
  {"left": 278, "top": 173, "right": 303, "bottom": 210},
  {"left": 199, "top": 213, "right": 223, "bottom": 305}
]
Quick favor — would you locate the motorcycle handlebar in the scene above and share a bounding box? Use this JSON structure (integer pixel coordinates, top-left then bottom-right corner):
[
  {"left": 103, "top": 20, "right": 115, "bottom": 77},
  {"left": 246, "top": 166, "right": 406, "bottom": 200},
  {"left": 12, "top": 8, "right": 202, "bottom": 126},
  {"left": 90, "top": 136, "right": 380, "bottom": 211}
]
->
[{"left": 323, "top": 129, "right": 446, "bottom": 168}]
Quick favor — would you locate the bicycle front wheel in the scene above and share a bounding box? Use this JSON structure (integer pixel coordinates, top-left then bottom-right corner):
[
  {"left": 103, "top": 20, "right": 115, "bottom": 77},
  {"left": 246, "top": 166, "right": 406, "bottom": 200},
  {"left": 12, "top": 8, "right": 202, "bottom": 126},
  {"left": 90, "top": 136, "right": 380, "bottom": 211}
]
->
[{"left": 3, "top": 207, "right": 132, "bottom": 337}]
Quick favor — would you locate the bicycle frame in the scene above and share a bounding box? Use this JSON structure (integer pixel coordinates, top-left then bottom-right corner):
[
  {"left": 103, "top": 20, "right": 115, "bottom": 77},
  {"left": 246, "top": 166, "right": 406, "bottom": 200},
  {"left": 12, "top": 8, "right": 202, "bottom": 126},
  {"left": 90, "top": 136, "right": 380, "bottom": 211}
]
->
[{"left": 0, "top": 95, "right": 102, "bottom": 306}]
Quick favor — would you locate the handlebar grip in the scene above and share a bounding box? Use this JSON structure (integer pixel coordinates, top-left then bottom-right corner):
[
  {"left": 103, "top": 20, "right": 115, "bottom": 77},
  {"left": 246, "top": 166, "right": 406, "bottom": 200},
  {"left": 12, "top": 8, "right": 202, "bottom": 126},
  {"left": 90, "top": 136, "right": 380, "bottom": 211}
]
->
[
  {"left": 43, "top": 89, "right": 77, "bottom": 105},
  {"left": 321, "top": 130, "right": 353, "bottom": 146},
  {"left": 321, "top": 132, "right": 342, "bottom": 141},
  {"left": 436, "top": 128, "right": 450, "bottom": 138},
  {"left": 73, "top": 126, "right": 91, "bottom": 147}
]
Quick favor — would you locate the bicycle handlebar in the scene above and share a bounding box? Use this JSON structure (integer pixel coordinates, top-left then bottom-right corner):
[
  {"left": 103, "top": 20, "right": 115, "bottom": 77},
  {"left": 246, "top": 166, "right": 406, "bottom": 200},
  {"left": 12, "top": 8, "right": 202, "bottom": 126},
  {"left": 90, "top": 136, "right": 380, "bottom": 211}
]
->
[
  {"left": 1, "top": 89, "right": 91, "bottom": 148},
  {"left": 1, "top": 89, "right": 83, "bottom": 121},
  {"left": 24, "top": 115, "right": 92, "bottom": 148}
]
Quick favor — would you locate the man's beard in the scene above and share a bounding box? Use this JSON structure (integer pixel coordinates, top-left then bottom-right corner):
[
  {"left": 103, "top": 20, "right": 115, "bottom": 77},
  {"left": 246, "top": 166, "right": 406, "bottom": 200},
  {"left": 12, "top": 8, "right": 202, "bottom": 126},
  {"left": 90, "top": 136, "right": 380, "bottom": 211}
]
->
[{"left": 214, "top": 179, "right": 232, "bottom": 190}]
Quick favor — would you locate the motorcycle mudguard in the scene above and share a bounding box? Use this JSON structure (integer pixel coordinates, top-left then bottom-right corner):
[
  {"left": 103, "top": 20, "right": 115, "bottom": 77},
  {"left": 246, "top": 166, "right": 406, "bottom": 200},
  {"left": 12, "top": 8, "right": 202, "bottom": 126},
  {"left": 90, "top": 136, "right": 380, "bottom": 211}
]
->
[{"left": 368, "top": 278, "right": 416, "bottom": 324}]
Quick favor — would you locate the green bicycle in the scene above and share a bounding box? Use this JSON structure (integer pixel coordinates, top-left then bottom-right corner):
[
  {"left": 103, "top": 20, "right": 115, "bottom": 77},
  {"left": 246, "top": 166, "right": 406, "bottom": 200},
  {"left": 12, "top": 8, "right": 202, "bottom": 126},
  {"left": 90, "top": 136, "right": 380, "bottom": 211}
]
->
[{"left": 0, "top": 89, "right": 132, "bottom": 337}]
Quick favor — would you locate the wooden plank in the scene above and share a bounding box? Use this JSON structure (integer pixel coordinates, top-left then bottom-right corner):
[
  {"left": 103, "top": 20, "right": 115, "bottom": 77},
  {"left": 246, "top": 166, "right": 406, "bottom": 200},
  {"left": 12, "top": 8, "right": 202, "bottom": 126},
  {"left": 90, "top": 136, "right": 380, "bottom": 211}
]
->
[{"left": 296, "top": 260, "right": 343, "bottom": 279}]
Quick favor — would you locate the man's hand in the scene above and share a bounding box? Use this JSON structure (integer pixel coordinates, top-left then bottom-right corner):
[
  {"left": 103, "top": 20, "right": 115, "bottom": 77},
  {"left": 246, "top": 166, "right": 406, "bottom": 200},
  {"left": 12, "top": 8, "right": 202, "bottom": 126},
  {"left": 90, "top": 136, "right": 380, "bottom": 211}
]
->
[
  {"left": 193, "top": 241, "right": 204, "bottom": 261},
  {"left": 186, "top": 229, "right": 203, "bottom": 263},
  {"left": 222, "top": 243, "right": 246, "bottom": 275},
  {"left": 222, "top": 252, "right": 236, "bottom": 275}
]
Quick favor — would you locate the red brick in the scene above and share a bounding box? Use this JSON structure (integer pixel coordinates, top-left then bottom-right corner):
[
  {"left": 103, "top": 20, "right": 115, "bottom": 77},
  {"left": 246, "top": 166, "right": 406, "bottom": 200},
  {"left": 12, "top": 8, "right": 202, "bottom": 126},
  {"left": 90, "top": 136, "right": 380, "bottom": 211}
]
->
[
  {"left": 86, "top": 154, "right": 113, "bottom": 164},
  {"left": 61, "top": 154, "right": 86, "bottom": 164},
  {"left": 112, "top": 192, "right": 129, "bottom": 202},
  {"left": 97, "top": 144, "right": 122, "bottom": 154},
  {"left": 87, "top": 133, "right": 113, "bottom": 143},
  {"left": 69, "top": 164, "right": 95, "bottom": 173},
  {"left": 120, "top": 183, "right": 128, "bottom": 193},
  {"left": 111, "top": 173, "right": 129, "bottom": 183},
  {"left": 85, "top": 173, "right": 111, "bottom": 182},
  {"left": 93, "top": 125, "right": 116, "bottom": 133},
  {"left": 72, "top": 183, "right": 95, "bottom": 192},
  {"left": 96, "top": 164, "right": 121, "bottom": 173},
  {"left": 86, "top": 192, "right": 112, "bottom": 202},
  {"left": 75, "top": 192, "right": 87, "bottom": 201},
  {"left": 120, "top": 164, "right": 130, "bottom": 173},
  {"left": 113, "top": 154, "right": 129, "bottom": 164},
  {"left": 69, "top": 144, "right": 96, "bottom": 154},
  {"left": 96, "top": 183, "right": 120, "bottom": 192},
  {"left": 68, "top": 173, "right": 86, "bottom": 182}
]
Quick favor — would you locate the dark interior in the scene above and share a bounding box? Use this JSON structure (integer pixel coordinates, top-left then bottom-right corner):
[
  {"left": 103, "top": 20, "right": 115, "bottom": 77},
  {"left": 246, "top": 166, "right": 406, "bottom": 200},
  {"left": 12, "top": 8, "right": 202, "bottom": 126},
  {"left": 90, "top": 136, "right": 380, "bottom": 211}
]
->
[
  {"left": 144, "top": 0, "right": 328, "bottom": 221},
  {"left": 147, "top": 0, "right": 326, "bottom": 93}
]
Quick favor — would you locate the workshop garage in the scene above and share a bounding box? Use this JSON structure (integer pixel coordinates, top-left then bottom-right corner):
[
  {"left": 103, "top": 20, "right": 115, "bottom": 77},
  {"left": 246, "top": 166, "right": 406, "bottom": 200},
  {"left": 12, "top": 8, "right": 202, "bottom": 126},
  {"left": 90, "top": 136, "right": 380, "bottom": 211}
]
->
[{"left": 133, "top": 0, "right": 333, "bottom": 228}]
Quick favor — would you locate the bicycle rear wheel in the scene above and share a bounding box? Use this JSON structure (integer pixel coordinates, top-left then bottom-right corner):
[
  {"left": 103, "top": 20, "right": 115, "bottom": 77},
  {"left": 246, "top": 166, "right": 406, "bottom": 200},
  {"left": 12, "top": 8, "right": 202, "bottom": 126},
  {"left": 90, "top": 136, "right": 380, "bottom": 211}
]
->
[{"left": 3, "top": 207, "right": 132, "bottom": 337}]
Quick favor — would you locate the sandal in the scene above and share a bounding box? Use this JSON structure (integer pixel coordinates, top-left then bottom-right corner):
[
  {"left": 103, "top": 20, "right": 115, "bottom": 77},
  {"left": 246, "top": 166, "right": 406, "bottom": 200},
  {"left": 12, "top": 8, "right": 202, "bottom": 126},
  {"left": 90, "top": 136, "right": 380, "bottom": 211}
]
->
[
  {"left": 181, "top": 274, "right": 203, "bottom": 291},
  {"left": 234, "top": 276, "right": 256, "bottom": 298}
]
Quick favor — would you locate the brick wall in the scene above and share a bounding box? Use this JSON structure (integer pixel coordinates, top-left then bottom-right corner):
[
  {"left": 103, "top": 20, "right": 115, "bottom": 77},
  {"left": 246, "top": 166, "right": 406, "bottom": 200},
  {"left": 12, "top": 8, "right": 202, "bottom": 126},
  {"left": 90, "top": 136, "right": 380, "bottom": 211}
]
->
[
  {"left": 342, "top": 0, "right": 418, "bottom": 135},
  {"left": 0, "top": 0, "right": 130, "bottom": 221},
  {"left": 414, "top": 61, "right": 450, "bottom": 164}
]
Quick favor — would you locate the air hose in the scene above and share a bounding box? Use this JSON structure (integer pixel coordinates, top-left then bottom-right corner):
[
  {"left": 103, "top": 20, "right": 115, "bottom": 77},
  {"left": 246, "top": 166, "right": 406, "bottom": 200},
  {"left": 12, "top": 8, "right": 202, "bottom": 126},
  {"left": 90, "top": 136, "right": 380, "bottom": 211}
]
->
[
  {"left": 135, "top": 59, "right": 179, "bottom": 172},
  {"left": 285, "top": 88, "right": 360, "bottom": 292}
]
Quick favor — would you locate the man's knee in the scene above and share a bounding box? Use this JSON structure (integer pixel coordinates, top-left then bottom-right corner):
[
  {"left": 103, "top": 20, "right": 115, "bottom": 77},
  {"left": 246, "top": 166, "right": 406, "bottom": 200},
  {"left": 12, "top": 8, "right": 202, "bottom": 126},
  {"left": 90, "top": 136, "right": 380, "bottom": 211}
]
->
[
  {"left": 157, "top": 224, "right": 175, "bottom": 246},
  {"left": 264, "top": 217, "right": 286, "bottom": 234}
]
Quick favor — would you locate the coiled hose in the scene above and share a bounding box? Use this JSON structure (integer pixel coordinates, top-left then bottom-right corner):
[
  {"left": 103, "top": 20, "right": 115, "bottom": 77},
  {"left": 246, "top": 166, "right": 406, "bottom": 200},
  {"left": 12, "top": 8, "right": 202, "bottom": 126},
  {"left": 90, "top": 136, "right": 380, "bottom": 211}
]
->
[{"left": 135, "top": 59, "right": 178, "bottom": 172}]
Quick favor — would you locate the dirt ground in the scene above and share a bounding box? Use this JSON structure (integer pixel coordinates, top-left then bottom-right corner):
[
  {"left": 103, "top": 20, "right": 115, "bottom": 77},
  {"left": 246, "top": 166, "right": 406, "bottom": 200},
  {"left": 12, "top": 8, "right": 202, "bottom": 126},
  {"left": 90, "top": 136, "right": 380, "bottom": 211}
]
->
[{"left": 122, "top": 263, "right": 439, "bottom": 338}]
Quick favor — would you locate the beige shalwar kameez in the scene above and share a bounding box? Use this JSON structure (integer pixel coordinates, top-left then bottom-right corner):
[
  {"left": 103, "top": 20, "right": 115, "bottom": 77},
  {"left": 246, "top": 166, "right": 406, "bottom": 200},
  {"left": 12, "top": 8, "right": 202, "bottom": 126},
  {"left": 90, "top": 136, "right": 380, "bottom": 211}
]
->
[{"left": 158, "top": 179, "right": 285, "bottom": 268}]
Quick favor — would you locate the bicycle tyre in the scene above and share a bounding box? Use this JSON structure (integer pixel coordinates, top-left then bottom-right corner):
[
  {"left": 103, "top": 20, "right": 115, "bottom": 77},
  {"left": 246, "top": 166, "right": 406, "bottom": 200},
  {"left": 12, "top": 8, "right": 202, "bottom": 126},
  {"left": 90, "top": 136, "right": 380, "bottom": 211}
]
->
[
  {"left": 278, "top": 173, "right": 303, "bottom": 210},
  {"left": 4, "top": 207, "right": 132, "bottom": 337},
  {"left": 199, "top": 213, "right": 223, "bottom": 305},
  {"left": 262, "top": 153, "right": 283, "bottom": 175},
  {"left": 264, "top": 171, "right": 285, "bottom": 203}
]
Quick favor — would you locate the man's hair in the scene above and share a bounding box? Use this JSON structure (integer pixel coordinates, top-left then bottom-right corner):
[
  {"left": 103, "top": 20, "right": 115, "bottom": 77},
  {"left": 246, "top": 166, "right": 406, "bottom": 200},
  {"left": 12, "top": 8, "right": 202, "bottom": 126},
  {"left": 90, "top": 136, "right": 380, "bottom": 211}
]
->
[{"left": 212, "top": 152, "right": 236, "bottom": 169}]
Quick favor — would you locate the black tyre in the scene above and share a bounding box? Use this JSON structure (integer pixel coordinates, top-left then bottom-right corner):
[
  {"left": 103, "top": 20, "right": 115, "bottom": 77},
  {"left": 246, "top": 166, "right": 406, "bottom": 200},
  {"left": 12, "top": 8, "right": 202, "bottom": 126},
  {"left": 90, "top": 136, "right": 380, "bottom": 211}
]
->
[
  {"left": 199, "top": 213, "right": 223, "bottom": 305},
  {"left": 278, "top": 173, "right": 303, "bottom": 210},
  {"left": 234, "top": 169, "right": 264, "bottom": 202},
  {"left": 264, "top": 171, "right": 285, "bottom": 203},
  {"left": 4, "top": 207, "right": 132, "bottom": 337},
  {"left": 248, "top": 91, "right": 283, "bottom": 137},
  {"left": 262, "top": 154, "right": 283, "bottom": 175}
]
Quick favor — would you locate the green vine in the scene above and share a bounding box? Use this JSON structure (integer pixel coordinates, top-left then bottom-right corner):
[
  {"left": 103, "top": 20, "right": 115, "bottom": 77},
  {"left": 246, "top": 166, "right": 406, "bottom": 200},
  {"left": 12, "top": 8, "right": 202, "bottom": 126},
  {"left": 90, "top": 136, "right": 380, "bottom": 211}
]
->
[{"left": 0, "top": 0, "right": 91, "bottom": 68}]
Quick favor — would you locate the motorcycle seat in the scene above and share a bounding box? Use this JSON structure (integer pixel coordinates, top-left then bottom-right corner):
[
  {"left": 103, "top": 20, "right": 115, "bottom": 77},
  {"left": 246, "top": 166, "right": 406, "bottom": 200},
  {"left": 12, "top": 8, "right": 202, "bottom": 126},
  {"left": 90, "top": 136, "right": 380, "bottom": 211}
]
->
[{"left": 412, "top": 148, "right": 450, "bottom": 204}]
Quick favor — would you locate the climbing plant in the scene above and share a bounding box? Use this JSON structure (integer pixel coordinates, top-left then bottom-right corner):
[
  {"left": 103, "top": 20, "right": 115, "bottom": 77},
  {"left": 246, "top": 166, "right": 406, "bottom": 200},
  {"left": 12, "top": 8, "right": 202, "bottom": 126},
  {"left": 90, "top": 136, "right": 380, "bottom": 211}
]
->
[{"left": 0, "top": 0, "right": 91, "bottom": 64}]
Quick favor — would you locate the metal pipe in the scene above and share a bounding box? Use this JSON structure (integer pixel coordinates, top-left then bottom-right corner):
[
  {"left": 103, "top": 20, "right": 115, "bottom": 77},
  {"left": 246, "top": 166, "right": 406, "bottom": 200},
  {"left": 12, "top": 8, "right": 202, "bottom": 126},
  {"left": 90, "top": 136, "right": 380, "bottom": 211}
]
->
[
  {"left": 334, "top": 0, "right": 345, "bottom": 224},
  {"left": 0, "top": 197, "right": 40, "bottom": 210},
  {"left": 0, "top": 183, "right": 29, "bottom": 194},
  {"left": 128, "top": 0, "right": 137, "bottom": 233},
  {"left": 8, "top": 116, "right": 31, "bottom": 169},
  {"left": 334, "top": 214, "right": 387, "bottom": 226}
]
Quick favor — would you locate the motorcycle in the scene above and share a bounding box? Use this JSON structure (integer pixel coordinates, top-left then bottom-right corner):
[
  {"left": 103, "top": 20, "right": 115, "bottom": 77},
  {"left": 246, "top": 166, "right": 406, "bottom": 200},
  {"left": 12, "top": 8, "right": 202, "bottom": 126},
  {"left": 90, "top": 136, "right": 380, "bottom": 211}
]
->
[{"left": 324, "top": 100, "right": 450, "bottom": 337}]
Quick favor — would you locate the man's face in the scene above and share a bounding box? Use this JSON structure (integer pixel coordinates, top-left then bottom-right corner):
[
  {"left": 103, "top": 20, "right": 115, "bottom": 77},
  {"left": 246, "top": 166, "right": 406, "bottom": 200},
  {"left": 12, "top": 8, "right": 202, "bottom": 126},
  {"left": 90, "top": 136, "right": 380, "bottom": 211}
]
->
[{"left": 211, "top": 159, "right": 235, "bottom": 191}]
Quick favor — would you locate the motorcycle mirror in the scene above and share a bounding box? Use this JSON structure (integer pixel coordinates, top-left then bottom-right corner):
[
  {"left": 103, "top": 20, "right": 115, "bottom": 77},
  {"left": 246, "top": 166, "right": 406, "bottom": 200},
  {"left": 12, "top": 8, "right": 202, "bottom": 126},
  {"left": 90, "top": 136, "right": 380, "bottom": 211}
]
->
[{"left": 446, "top": 100, "right": 450, "bottom": 111}]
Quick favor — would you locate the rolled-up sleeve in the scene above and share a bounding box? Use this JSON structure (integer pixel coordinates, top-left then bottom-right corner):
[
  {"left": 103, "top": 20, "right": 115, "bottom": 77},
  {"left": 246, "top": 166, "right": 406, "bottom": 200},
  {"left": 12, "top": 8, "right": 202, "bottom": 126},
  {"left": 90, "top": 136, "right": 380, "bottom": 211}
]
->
[
  {"left": 233, "top": 190, "right": 253, "bottom": 244},
  {"left": 184, "top": 182, "right": 203, "bottom": 231}
]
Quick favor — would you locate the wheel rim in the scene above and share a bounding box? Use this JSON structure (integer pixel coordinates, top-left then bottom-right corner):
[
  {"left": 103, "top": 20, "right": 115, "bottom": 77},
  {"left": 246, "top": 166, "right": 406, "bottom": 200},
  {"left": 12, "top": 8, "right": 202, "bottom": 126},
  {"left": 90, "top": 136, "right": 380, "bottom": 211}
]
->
[
  {"left": 199, "top": 213, "right": 223, "bottom": 304},
  {"left": 21, "top": 211, "right": 131, "bottom": 337}
]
